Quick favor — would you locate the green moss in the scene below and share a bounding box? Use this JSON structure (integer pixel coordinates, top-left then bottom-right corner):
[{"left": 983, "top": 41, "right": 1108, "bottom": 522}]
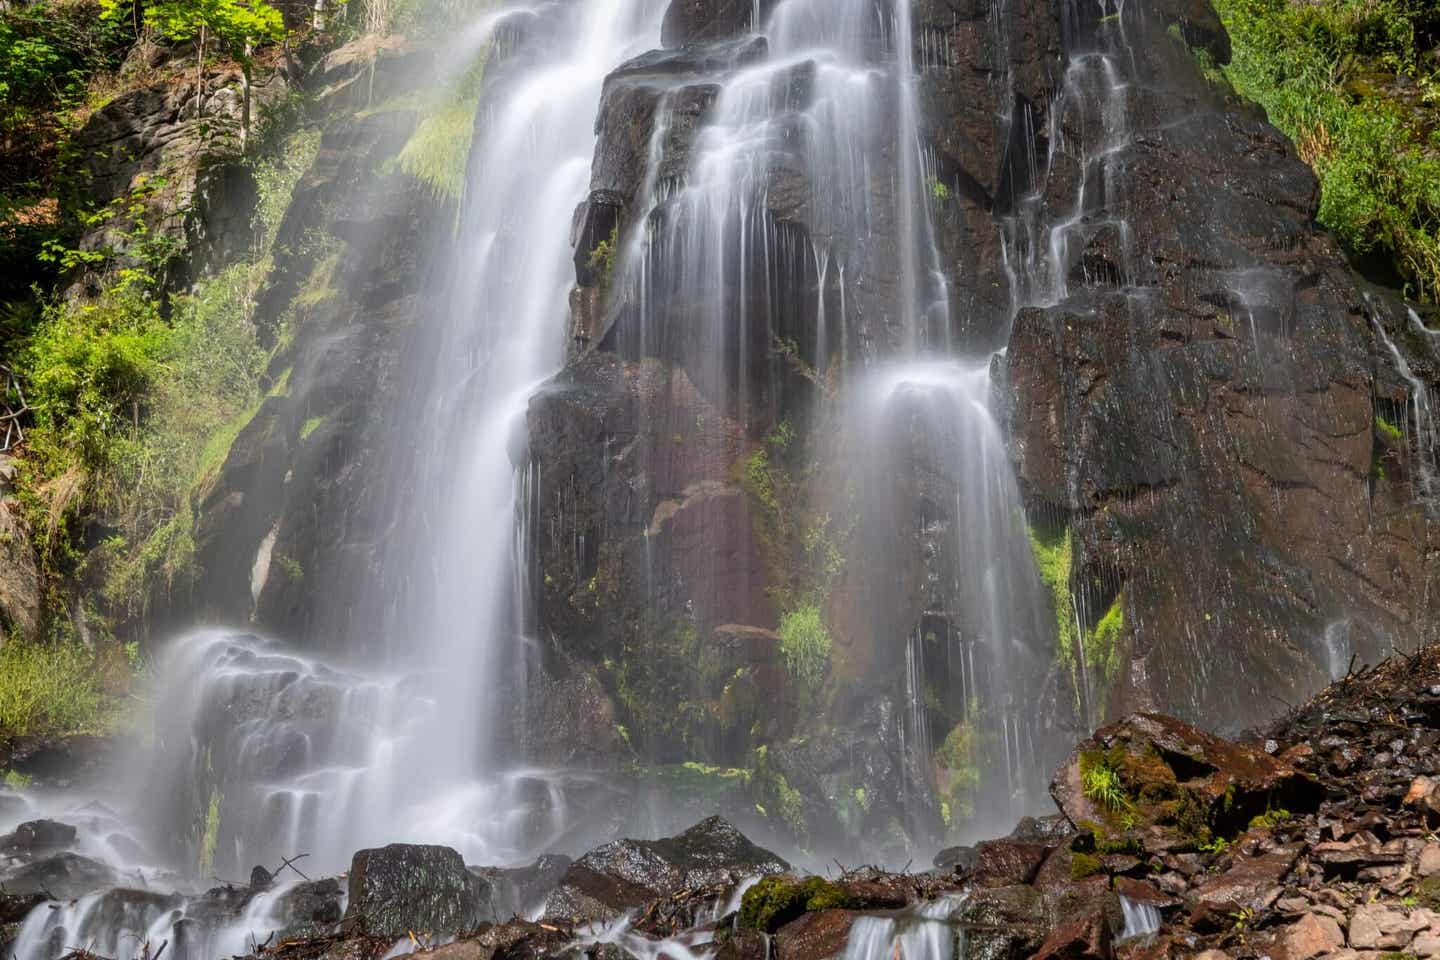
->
[
  {"left": 1248, "top": 806, "right": 1291, "bottom": 830},
  {"left": 300, "top": 415, "right": 325, "bottom": 441},
  {"left": 1083, "top": 593, "right": 1125, "bottom": 691},
  {"left": 396, "top": 58, "right": 486, "bottom": 205},
  {"left": 935, "top": 700, "right": 989, "bottom": 824},
  {"left": 1376, "top": 414, "right": 1404, "bottom": 444},
  {"left": 1029, "top": 523, "right": 1078, "bottom": 678},
  {"left": 198, "top": 786, "right": 221, "bottom": 876},
  {"left": 928, "top": 176, "right": 951, "bottom": 202},
  {"left": 1070, "top": 852, "right": 1102, "bottom": 879},
  {"left": 1416, "top": 875, "right": 1440, "bottom": 909},
  {"left": 738, "top": 875, "right": 856, "bottom": 932},
  {"left": 2, "top": 770, "right": 33, "bottom": 791}
]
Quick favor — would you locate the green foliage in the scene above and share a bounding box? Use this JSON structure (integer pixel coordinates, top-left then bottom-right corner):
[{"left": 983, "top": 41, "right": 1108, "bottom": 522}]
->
[
  {"left": 1212, "top": 0, "right": 1440, "bottom": 299},
  {"left": 253, "top": 128, "right": 322, "bottom": 252},
  {"left": 198, "top": 785, "right": 222, "bottom": 875},
  {"left": 778, "top": 604, "right": 831, "bottom": 692},
  {"left": 0, "top": 636, "right": 136, "bottom": 736},
  {"left": 1248, "top": 806, "right": 1291, "bottom": 829},
  {"left": 300, "top": 416, "right": 325, "bottom": 440},
  {"left": 1080, "top": 751, "right": 1132, "bottom": 815},
  {"left": 738, "top": 875, "right": 856, "bottom": 932},
  {"left": 3, "top": 769, "right": 34, "bottom": 791},
  {"left": 395, "top": 58, "right": 487, "bottom": 206},
  {"left": 934, "top": 700, "right": 990, "bottom": 824},
  {"left": 1087, "top": 593, "right": 1125, "bottom": 686},
  {"left": 105, "top": 0, "right": 285, "bottom": 61},
  {"left": 928, "top": 176, "right": 951, "bottom": 202},
  {"left": 1376, "top": 413, "right": 1405, "bottom": 444},
  {"left": 1030, "top": 522, "right": 1079, "bottom": 669}
]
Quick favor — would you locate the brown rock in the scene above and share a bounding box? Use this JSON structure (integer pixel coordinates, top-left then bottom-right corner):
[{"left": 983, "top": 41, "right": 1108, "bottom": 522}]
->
[
  {"left": 1413, "top": 934, "right": 1440, "bottom": 957},
  {"left": 1282, "top": 913, "right": 1344, "bottom": 960},
  {"left": 1050, "top": 715, "right": 1321, "bottom": 848},
  {"left": 972, "top": 840, "right": 1051, "bottom": 886},
  {"left": 1418, "top": 844, "right": 1440, "bottom": 877},
  {"left": 1191, "top": 846, "right": 1301, "bottom": 915},
  {"left": 1030, "top": 908, "right": 1113, "bottom": 960},
  {"left": 772, "top": 909, "right": 855, "bottom": 960}
]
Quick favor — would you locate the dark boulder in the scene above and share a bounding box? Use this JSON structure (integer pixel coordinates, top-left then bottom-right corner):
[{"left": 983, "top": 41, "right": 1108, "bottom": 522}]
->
[
  {"left": 345, "top": 844, "right": 487, "bottom": 938},
  {"left": 2, "top": 852, "right": 122, "bottom": 899},
  {"left": 543, "top": 816, "right": 787, "bottom": 924},
  {"left": 0, "top": 820, "right": 77, "bottom": 857}
]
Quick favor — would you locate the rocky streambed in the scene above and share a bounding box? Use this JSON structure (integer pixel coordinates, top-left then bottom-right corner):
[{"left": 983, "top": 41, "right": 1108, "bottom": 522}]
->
[{"left": 12, "top": 645, "right": 1440, "bottom": 960}]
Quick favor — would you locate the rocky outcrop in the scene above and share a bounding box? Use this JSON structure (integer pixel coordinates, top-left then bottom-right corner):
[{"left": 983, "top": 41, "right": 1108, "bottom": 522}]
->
[
  {"left": 0, "top": 456, "right": 40, "bottom": 644},
  {"left": 346, "top": 844, "right": 488, "bottom": 938},
  {"left": 542, "top": 816, "right": 787, "bottom": 924}
]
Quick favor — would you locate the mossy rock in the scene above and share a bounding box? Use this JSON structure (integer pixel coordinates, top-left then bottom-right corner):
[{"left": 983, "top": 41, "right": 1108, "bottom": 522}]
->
[
  {"left": 1070, "top": 852, "right": 1102, "bottom": 880},
  {"left": 738, "top": 875, "right": 856, "bottom": 933}
]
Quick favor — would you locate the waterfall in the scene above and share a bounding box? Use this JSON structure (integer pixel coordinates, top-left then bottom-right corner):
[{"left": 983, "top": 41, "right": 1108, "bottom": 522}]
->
[
  {"left": 1373, "top": 312, "right": 1440, "bottom": 506},
  {"left": 1117, "top": 895, "right": 1161, "bottom": 942},
  {"left": 839, "top": 897, "right": 961, "bottom": 960}
]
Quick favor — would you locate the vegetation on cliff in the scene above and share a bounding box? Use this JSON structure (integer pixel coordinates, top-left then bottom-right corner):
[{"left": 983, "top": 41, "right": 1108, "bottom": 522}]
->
[{"left": 1212, "top": 0, "right": 1440, "bottom": 299}]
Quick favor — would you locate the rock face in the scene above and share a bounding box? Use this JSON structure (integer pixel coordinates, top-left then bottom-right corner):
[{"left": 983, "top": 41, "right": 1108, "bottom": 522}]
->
[
  {"left": 116, "top": 0, "right": 1440, "bottom": 871},
  {"left": 542, "top": 816, "right": 788, "bottom": 923},
  {"left": 345, "top": 844, "right": 487, "bottom": 938}
]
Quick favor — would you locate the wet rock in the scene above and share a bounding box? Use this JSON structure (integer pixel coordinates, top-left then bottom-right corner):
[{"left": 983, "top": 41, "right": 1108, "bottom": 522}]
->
[
  {"left": 278, "top": 878, "right": 346, "bottom": 937},
  {"left": 970, "top": 840, "right": 1050, "bottom": 886},
  {"left": 345, "top": 844, "right": 487, "bottom": 938},
  {"left": 933, "top": 844, "right": 978, "bottom": 872},
  {"left": 472, "top": 854, "right": 574, "bottom": 922},
  {"left": 543, "top": 816, "right": 787, "bottom": 924},
  {"left": 1283, "top": 913, "right": 1345, "bottom": 960},
  {"left": 0, "top": 820, "right": 77, "bottom": 856},
  {"left": 1189, "top": 846, "right": 1300, "bottom": 921},
  {"left": 957, "top": 885, "right": 1048, "bottom": 960},
  {"left": 0, "top": 891, "right": 44, "bottom": 924},
  {"left": 1030, "top": 908, "right": 1112, "bottom": 960},
  {"left": 1051, "top": 714, "right": 1320, "bottom": 849},
  {"left": 2, "top": 852, "right": 121, "bottom": 899},
  {"left": 1423, "top": 845, "right": 1440, "bottom": 877},
  {"left": 771, "top": 908, "right": 856, "bottom": 960},
  {"left": 713, "top": 926, "right": 768, "bottom": 960}
]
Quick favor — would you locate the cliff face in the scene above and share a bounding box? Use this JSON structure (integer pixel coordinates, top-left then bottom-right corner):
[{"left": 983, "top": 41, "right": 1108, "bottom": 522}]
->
[{"left": 117, "top": 0, "right": 1440, "bottom": 859}]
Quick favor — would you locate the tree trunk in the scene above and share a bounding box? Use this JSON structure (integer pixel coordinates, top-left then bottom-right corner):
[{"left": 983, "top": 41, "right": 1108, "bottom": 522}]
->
[
  {"left": 240, "top": 43, "right": 252, "bottom": 149},
  {"left": 195, "top": 24, "right": 206, "bottom": 120}
]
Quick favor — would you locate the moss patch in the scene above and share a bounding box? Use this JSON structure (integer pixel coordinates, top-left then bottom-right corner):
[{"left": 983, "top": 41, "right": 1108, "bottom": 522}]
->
[{"left": 738, "top": 875, "right": 856, "bottom": 932}]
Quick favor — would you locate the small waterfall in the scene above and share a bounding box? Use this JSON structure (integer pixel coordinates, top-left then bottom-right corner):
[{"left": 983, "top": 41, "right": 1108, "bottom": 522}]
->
[
  {"left": 1373, "top": 313, "right": 1440, "bottom": 506},
  {"left": 840, "top": 897, "right": 961, "bottom": 960},
  {"left": 853, "top": 361, "right": 1055, "bottom": 836},
  {"left": 1118, "top": 895, "right": 1161, "bottom": 942}
]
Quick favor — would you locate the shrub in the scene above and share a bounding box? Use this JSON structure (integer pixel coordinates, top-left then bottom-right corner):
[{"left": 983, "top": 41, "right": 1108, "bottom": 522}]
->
[
  {"left": 778, "top": 604, "right": 831, "bottom": 691},
  {"left": 1212, "top": 0, "right": 1440, "bottom": 299},
  {"left": 0, "top": 636, "right": 131, "bottom": 736}
]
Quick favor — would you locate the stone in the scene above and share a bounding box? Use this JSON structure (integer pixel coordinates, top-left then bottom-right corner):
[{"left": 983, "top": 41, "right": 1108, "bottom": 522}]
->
[
  {"left": 542, "top": 816, "right": 787, "bottom": 924},
  {"left": 1348, "top": 904, "right": 1421, "bottom": 950},
  {"left": 770, "top": 909, "right": 855, "bottom": 960},
  {"left": 1418, "top": 844, "right": 1440, "bottom": 877},
  {"left": 970, "top": 840, "right": 1050, "bottom": 886},
  {"left": 1190, "top": 847, "right": 1301, "bottom": 916},
  {"left": 1413, "top": 934, "right": 1440, "bottom": 957},
  {"left": 2, "top": 853, "right": 121, "bottom": 899},
  {"left": 1051, "top": 714, "right": 1321, "bottom": 846},
  {"left": 1030, "top": 908, "right": 1112, "bottom": 960},
  {"left": 344, "top": 844, "right": 487, "bottom": 938},
  {"left": 1, "top": 820, "right": 77, "bottom": 855},
  {"left": 1283, "top": 913, "right": 1344, "bottom": 960}
]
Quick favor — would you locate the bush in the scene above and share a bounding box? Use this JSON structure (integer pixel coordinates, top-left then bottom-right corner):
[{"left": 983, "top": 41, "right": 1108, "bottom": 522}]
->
[
  {"left": 0, "top": 636, "right": 134, "bottom": 736},
  {"left": 778, "top": 604, "right": 831, "bottom": 691},
  {"left": 1212, "top": 0, "right": 1440, "bottom": 299}
]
